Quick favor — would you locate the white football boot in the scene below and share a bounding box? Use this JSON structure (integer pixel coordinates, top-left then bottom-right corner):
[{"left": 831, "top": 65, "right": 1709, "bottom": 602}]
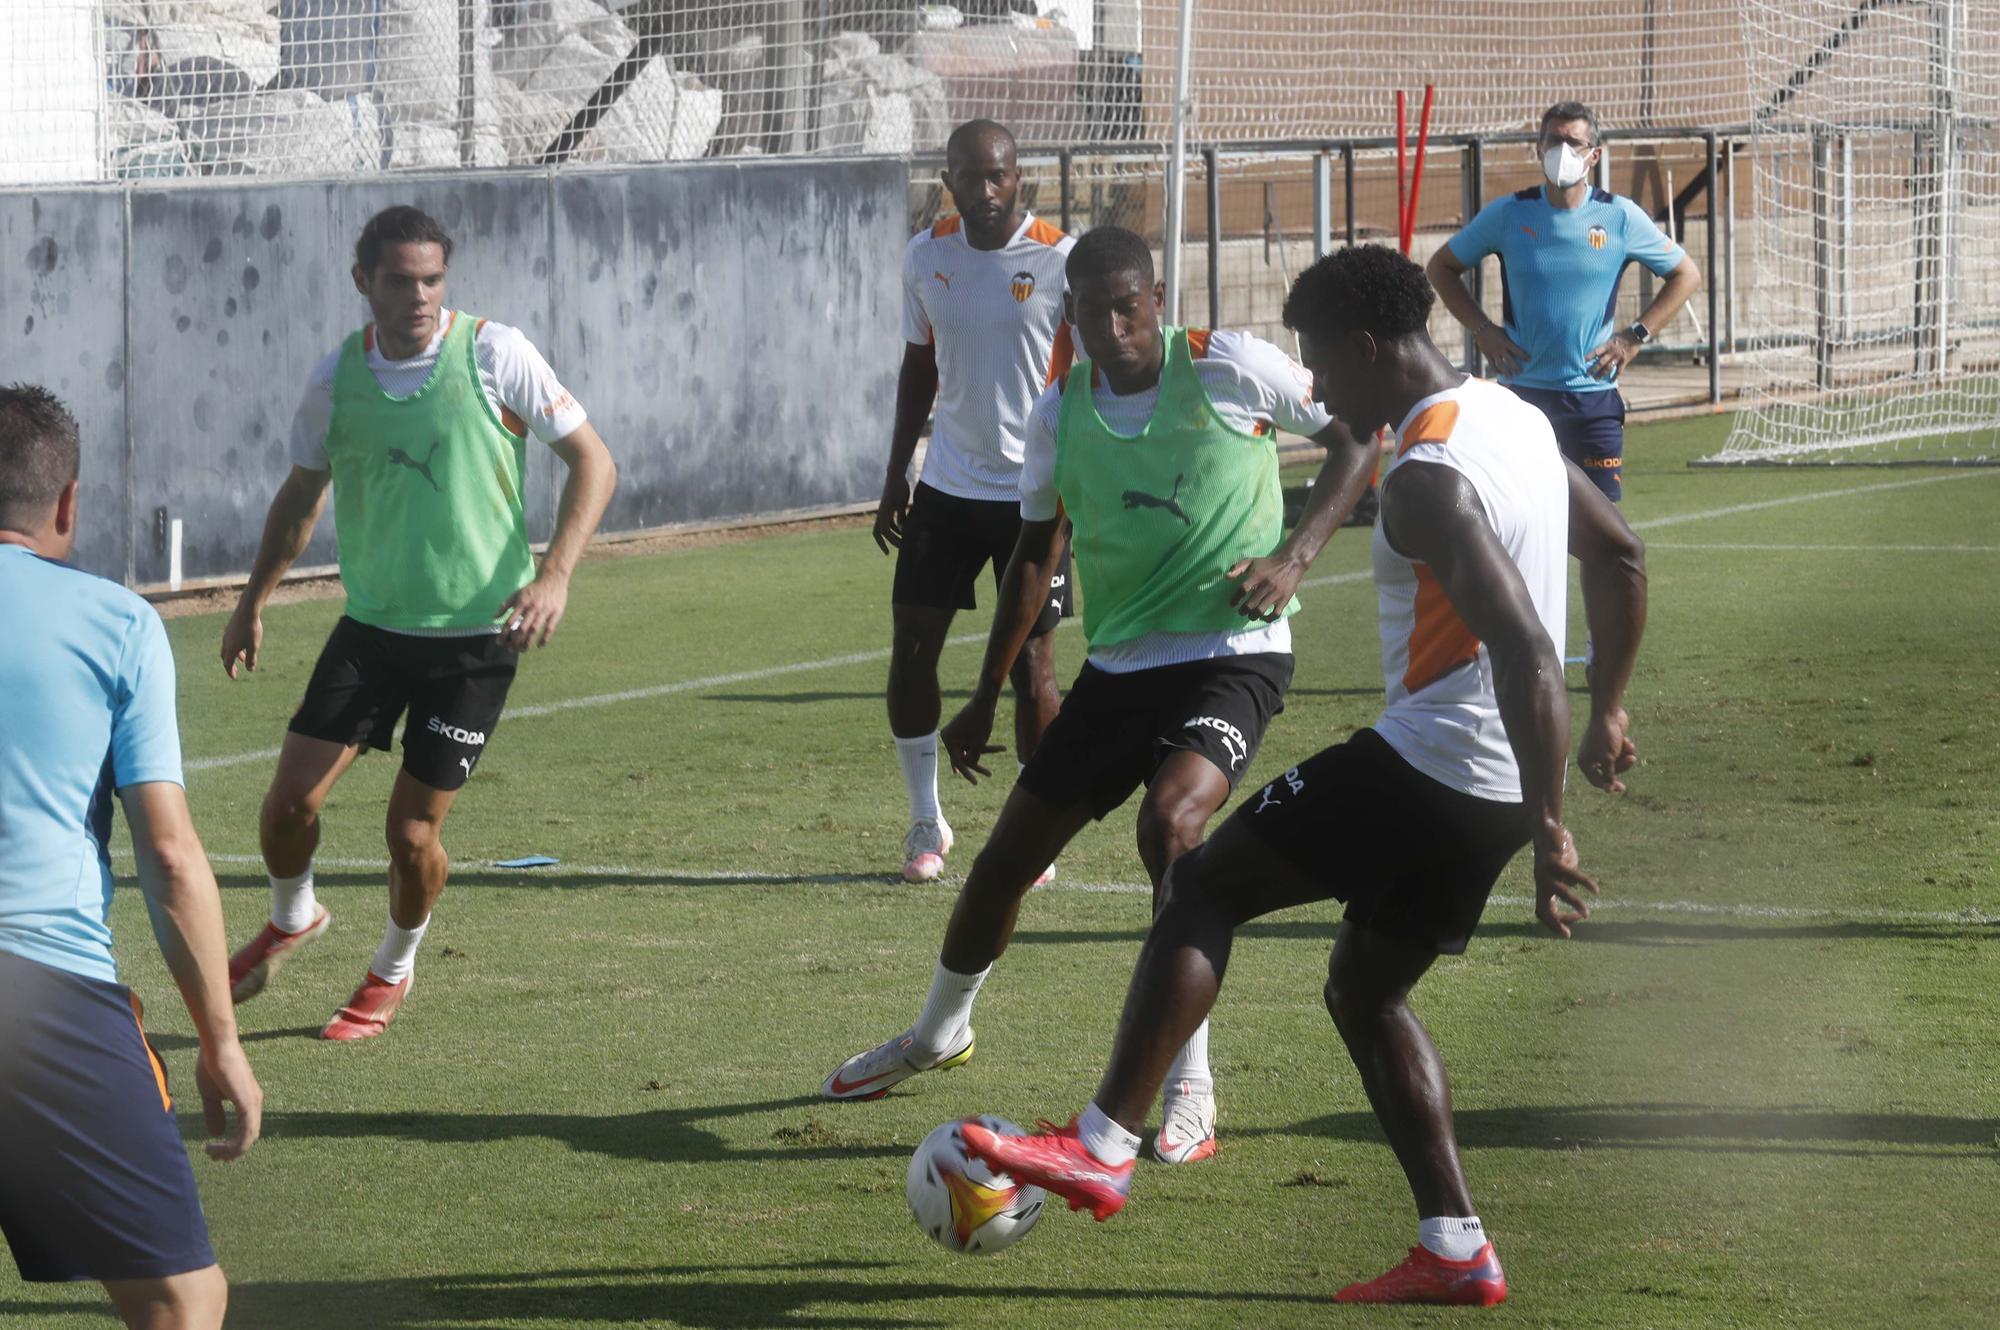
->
[
  {"left": 902, "top": 816, "right": 954, "bottom": 883},
  {"left": 821, "top": 1024, "right": 975, "bottom": 1101},
  {"left": 1154, "top": 1081, "right": 1218, "bottom": 1164}
]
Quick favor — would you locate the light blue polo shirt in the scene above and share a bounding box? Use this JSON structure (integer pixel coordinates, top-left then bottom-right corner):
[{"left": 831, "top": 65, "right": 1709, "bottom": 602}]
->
[
  {"left": 1446, "top": 185, "right": 1687, "bottom": 393},
  {"left": 0, "top": 543, "right": 184, "bottom": 984}
]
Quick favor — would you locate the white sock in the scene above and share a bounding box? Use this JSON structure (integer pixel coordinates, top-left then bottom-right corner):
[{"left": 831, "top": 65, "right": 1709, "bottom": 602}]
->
[
  {"left": 1418, "top": 1215, "right": 1488, "bottom": 1261},
  {"left": 895, "top": 732, "right": 942, "bottom": 823},
  {"left": 911, "top": 959, "right": 988, "bottom": 1056},
  {"left": 1077, "top": 1101, "right": 1140, "bottom": 1168},
  {"left": 1163, "top": 1019, "right": 1213, "bottom": 1096},
  {"left": 369, "top": 913, "right": 429, "bottom": 985},
  {"left": 269, "top": 868, "right": 318, "bottom": 934}
]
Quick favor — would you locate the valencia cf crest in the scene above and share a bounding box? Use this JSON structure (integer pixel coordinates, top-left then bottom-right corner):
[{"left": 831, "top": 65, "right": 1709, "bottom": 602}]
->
[
  {"left": 1011, "top": 270, "right": 1036, "bottom": 302},
  {"left": 1587, "top": 225, "right": 1608, "bottom": 250}
]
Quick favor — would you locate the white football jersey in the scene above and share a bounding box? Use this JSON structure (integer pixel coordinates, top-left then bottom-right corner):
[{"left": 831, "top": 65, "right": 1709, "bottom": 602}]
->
[
  {"left": 902, "top": 212, "right": 1075, "bottom": 503},
  {"left": 1372, "top": 377, "right": 1569, "bottom": 801}
]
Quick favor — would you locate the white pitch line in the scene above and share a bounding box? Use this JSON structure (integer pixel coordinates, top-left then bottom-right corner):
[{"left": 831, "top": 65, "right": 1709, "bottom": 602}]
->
[
  {"left": 147, "top": 853, "right": 1992, "bottom": 925},
  {"left": 1648, "top": 542, "right": 2000, "bottom": 553},
  {"left": 1629, "top": 467, "right": 2000, "bottom": 532},
  {"left": 181, "top": 468, "right": 1991, "bottom": 775}
]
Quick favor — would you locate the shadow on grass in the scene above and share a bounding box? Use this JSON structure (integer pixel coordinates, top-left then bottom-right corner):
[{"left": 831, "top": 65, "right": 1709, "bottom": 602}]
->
[
  {"left": 1478, "top": 917, "right": 1996, "bottom": 945},
  {"left": 233, "top": 1094, "right": 922, "bottom": 1166},
  {"left": 211, "top": 870, "right": 896, "bottom": 892},
  {"left": 1276, "top": 1102, "right": 2000, "bottom": 1160},
  {"left": 0, "top": 1261, "right": 1327, "bottom": 1330}
]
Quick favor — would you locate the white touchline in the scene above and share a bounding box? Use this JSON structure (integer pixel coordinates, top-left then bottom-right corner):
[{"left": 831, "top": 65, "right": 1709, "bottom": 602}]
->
[
  {"left": 125, "top": 851, "right": 1992, "bottom": 925},
  {"left": 1649, "top": 543, "right": 2000, "bottom": 553},
  {"left": 182, "top": 469, "right": 1993, "bottom": 775}
]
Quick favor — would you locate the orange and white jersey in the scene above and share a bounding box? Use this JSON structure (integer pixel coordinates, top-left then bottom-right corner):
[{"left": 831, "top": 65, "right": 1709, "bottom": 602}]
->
[
  {"left": 1372, "top": 377, "right": 1568, "bottom": 802},
  {"left": 903, "top": 212, "right": 1076, "bottom": 502}
]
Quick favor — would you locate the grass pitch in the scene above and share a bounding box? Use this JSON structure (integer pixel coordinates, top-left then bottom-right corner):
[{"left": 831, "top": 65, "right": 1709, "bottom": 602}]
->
[{"left": 4, "top": 412, "right": 1997, "bottom": 1328}]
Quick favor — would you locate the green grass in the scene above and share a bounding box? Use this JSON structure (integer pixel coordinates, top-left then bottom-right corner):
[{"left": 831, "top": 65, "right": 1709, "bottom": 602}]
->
[{"left": 5, "top": 412, "right": 1997, "bottom": 1328}]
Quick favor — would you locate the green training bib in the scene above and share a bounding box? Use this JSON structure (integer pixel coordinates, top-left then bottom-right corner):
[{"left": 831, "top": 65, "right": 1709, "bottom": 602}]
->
[
  {"left": 1054, "top": 327, "right": 1295, "bottom": 650},
  {"left": 324, "top": 312, "right": 536, "bottom": 631}
]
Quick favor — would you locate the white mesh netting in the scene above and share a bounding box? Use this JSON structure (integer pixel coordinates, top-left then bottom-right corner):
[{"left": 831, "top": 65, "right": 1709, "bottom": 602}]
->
[
  {"left": 0, "top": 1, "right": 1804, "bottom": 184},
  {"left": 1708, "top": 0, "right": 2000, "bottom": 463}
]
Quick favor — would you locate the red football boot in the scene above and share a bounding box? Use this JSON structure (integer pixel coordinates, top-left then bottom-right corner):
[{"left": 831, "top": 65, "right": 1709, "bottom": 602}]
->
[
  {"left": 227, "top": 907, "right": 332, "bottom": 1004},
  {"left": 1333, "top": 1243, "right": 1508, "bottom": 1306},
  {"left": 321, "top": 971, "right": 412, "bottom": 1041},
  {"left": 958, "top": 1117, "right": 1133, "bottom": 1222}
]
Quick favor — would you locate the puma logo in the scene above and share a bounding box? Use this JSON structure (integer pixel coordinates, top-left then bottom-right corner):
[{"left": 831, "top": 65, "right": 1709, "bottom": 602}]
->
[
  {"left": 387, "top": 440, "right": 441, "bottom": 491},
  {"left": 1121, "top": 473, "right": 1191, "bottom": 526},
  {"left": 459, "top": 757, "right": 473, "bottom": 778},
  {"left": 933, "top": 271, "right": 954, "bottom": 289},
  {"left": 1254, "top": 783, "right": 1283, "bottom": 814},
  {"left": 1521, "top": 224, "right": 1538, "bottom": 239}
]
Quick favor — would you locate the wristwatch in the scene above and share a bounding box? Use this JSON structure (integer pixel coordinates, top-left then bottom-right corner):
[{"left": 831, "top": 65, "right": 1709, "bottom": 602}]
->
[{"left": 1623, "top": 320, "right": 1652, "bottom": 344}]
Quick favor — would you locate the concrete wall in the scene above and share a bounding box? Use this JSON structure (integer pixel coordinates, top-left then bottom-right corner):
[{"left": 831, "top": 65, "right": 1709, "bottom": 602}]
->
[{"left": 0, "top": 157, "right": 903, "bottom": 586}]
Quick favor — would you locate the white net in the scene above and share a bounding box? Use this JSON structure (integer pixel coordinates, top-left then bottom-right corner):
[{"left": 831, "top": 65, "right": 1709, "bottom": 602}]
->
[{"left": 1705, "top": 0, "right": 2000, "bottom": 463}]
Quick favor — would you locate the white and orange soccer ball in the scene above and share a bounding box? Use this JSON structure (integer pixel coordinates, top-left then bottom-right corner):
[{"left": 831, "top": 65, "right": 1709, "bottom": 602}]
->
[{"left": 907, "top": 1116, "right": 1047, "bottom": 1255}]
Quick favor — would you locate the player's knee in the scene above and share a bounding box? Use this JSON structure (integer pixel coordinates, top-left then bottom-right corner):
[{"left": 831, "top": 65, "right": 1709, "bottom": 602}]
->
[
  {"left": 259, "top": 783, "right": 323, "bottom": 835},
  {"left": 967, "top": 840, "right": 1040, "bottom": 897},
  {"left": 1135, "top": 796, "right": 1206, "bottom": 878},
  {"left": 384, "top": 817, "right": 441, "bottom": 863}
]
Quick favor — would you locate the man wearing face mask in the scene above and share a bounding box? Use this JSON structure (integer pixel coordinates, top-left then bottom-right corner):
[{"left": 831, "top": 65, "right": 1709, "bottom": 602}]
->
[{"left": 1427, "top": 102, "right": 1701, "bottom": 503}]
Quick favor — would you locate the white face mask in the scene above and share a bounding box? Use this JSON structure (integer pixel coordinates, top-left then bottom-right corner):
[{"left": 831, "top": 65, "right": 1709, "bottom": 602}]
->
[{"left": 1543, "top": 142, "right": 1592, "bottom": 188}]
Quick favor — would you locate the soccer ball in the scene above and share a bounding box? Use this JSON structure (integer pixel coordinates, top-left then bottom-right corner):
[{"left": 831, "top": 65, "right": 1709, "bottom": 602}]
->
[{"left": 907, "top": 1115, "right": 1047, "bottom": 1254}]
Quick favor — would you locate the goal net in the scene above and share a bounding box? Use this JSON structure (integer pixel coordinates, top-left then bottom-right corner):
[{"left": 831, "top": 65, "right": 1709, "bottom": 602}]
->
[{"left": 1703, "top": 0, "right": 2000, "bottom": 464}]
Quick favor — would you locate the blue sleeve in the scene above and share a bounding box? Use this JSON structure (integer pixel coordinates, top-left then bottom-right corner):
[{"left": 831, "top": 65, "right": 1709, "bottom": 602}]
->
[
  {"left": 112, "top": 605, "right": 184, "bottom": 789},
  {"left": 1619, "top": 197, "right": 1687, "bottom": 277},
  {"left": 1445, "top": 199, "right": 1508, "bottom": 266}
]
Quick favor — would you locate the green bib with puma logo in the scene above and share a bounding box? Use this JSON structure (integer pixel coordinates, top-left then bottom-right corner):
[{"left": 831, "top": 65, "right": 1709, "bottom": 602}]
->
[
  {"left": 1054, "top": 326, "right": 1295, "bottom": 650},
  {"left": 325, "top": 311, "right": 535, "bottom": 630}
]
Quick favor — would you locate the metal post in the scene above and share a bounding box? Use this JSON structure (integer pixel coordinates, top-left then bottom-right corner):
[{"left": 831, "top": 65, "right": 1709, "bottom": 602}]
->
[
  {"left": 1838, "top": 134, "right": 1854, "bottom": 343},
  {"left": 1705, "top": 130, "right": 1720, "bottom": 407},
  {"left": 1343, "top": 145, "right": 1355, "bottom": 246},
  {"left": 1460, "top": 141, "right": 1481, "bottom": 372},
  {"left": 1059, "top": 149, "right": 1074, "bottom": 232},
  {"left": 1204, "top": 146, "right": 1222, "bottom": 327},
  {"left": 458, "top": 0, "right": 477, "bottom": 166},
  {"left": 1723, "top": 138, "right": 1737, "bottom": 355},
  {"left": 1933, "top": 0, "right": 1962, "bottom": 378},
  {"left": 1312, "top": 149, "right": 1332, "bottom": 258},
  {"left": 1812, "top": 133, "right": 1833, "bottom": 390},
  {"left": 1163, "top": 0, "right": 1196, "bottom": 324}
]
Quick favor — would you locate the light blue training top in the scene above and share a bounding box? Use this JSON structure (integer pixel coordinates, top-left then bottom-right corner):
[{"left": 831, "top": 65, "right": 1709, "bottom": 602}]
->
[
  {"left": 0, "top": 543, "right": 184, "bottom": 984},
  {"left": 1446, "top": 185, "right": 1687, "bottom": 393}
]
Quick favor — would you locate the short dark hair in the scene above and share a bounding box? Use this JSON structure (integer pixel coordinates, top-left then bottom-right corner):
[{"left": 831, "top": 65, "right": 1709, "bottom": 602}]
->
[
  {"left": 355, "top": 205, "right": 453, "bottom": 274},
  {"left": 1539, "top": 101, "right": 1600, "bottom": 147},
  {"left": 944, "top": 118, "right": 1016, "bottom": 168},
  {"left": 1066, "top": 225, "right": 1155, "bottom": 289},
  {"left": 1282, "top": 244, "right": 1435, "bottom": 344},
  {"left": 0, "top": 384, "right": 82, "bottom": 532}
]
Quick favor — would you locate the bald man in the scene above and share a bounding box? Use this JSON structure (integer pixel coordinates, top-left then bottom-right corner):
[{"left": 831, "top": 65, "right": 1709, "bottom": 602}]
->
[{"left": 873, "top": 119, "right": 1077, "bottom": 885}]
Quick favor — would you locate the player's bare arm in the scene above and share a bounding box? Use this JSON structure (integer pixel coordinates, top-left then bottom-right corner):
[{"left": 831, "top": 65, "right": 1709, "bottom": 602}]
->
[
  {"left": 1565, "top": 459, "right": 1648, "bottom": 790},
  {"left": 875, "top": 341, "right": 940, "bottom": 555},
  {"left": 1588, "top": 256, "right": 1701, "bottom": 379},
  {"left": 1381, "top": 460, "right": 1599, "bottom": 938},
  {"left": 1426, "top": 247, "right": 1527, "bottom": 376},
  {"left": 498, "top": 420, "right": 617, "bottom": 651},
  {"left": 1227, "top": 419, "right": 1375, "bottom": 619},
  {"left": 221, "top": 463, "right": 331, "bottom": 678},
  {"left": 121, "top": 781, "right": 263, "bottom": 1161},
  {"left": 938, "top": 510, "right": 1069, "bottom": 782}
]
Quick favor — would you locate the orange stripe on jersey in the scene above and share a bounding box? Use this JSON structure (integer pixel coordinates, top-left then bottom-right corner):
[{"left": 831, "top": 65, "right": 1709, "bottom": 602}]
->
[
  {"left": 1403, "top": 564, "right": 1482, "bottom": 693},
  {"left": 1186, "top": 328, "right": 1213, "bottom": 360},
  {"left": 1045, "top": 322, "right": 1076, "bottom": 388},
  {"left": 128, "top": 993, "right": 172, "bottom": 1114},
  {"left": 931, "top": 215, "right": 964, "bottom": 238},
  {"left": 1397, "top": 400, "right": 1461, "bottom": 456},
  {"left": 1024, "top": 217, "right": 1069, "bottom": 248}
]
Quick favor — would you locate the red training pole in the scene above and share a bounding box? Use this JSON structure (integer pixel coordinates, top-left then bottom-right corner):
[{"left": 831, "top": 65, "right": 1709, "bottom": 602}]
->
[
  {"left": 1402, "top": 83, "right": 1436, "bottom": 256},
  {"left": 1394, "top": 89, "right": 1407, "bottom": 255}
]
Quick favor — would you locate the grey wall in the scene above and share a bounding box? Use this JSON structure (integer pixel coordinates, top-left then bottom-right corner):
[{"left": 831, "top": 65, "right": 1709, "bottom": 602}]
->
[{"left": 0, "top": 158, "right": 903, "bottom": 586}]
